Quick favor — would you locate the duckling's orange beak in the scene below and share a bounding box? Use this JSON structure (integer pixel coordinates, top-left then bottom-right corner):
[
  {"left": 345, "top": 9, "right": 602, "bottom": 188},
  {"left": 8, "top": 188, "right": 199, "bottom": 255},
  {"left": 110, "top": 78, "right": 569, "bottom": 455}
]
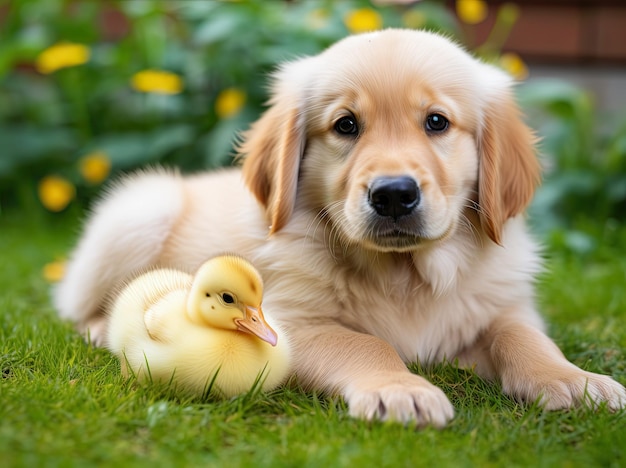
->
[{"left": 235, "top": 305, "right": 278, "bottom": 346}]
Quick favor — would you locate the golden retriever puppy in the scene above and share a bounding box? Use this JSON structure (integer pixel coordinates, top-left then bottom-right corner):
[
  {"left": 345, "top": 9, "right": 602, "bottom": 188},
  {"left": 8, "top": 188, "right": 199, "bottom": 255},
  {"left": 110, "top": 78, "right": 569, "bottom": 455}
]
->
[{"left": 54, "top": 29, "right": 625, "bottom": 427}]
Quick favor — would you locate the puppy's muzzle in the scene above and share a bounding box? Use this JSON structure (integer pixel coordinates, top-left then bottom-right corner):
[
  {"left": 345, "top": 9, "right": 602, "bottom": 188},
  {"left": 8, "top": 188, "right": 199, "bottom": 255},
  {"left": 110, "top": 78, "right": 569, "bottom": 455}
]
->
[{"left": 368, "top": 176, "right": 420, "bottom": 221}]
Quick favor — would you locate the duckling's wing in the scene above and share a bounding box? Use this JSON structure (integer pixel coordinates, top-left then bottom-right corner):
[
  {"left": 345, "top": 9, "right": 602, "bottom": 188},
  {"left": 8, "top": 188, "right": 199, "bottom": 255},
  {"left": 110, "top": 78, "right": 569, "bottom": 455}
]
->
[
  {"left": 128, "top": 268, "right": 190, "bottom": 339},
  {"left": 108, "top": 268, "right": 192, "bottom": 346},
  {"left": 144, "top": 289, "right": 189, "bottom": 342}
]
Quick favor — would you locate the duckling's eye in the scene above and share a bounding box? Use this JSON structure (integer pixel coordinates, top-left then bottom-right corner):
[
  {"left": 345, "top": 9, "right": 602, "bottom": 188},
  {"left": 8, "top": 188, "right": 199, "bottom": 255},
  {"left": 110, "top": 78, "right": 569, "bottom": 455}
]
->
[
  {"left": 221, "top": 293, "right": 235, "bottom": 304},
  {"left": 205, "top": 292, "right": 211, "bottom": 297}
]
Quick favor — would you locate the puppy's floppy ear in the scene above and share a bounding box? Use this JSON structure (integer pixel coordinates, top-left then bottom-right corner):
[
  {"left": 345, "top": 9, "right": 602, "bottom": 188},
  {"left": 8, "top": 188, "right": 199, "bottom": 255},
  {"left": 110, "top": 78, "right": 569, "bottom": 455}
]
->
[
  {"left": 478, "top": 86, "right": 541, "bottom": 245},
  {"left": 238, "top": 90, "right": 305, "bottom": 235}
]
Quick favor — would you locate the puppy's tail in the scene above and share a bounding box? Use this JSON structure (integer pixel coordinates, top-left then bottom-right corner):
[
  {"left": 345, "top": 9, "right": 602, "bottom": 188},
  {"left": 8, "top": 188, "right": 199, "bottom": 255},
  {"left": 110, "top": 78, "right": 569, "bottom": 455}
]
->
[{"left": 53, "top": 169, "right": 185, "bottom": 344}]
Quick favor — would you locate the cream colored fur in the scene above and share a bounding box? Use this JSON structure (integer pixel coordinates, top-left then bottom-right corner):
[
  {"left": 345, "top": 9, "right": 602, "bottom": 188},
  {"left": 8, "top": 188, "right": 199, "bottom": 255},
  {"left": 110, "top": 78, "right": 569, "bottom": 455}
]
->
[{"left": 54, "top": 29, "right": 625, "bottom": 427}]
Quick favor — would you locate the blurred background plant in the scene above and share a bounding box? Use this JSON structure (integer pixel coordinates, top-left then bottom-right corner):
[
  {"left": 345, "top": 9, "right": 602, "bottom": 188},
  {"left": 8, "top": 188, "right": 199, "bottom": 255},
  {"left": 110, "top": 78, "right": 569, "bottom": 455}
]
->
[
  {"left": 1, "top": 0, "right": 625, "bottom": 255},
  {"left": 520, "top": 80, "right": 626, "bottom": 254}
]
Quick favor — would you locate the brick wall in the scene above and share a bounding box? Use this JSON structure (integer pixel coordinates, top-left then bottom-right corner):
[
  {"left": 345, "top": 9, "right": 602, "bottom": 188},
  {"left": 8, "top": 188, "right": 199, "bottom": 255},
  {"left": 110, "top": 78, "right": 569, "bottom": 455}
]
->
[{"left": 454, "top": 0, "right": 626, "bottom": 65}]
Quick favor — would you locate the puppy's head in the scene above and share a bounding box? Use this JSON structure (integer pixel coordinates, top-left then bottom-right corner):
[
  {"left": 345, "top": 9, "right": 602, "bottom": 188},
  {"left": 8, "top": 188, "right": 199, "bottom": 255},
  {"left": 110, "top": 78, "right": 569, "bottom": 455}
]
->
[{"left": 240, "top": 29, "right": 540, "bottom": 250}]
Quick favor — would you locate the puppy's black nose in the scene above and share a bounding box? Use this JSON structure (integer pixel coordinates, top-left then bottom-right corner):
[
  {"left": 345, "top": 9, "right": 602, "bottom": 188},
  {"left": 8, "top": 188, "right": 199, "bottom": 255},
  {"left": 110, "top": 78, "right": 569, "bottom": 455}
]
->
[{"left": 368, "top": 176, "right": 420, "bottom": 219}]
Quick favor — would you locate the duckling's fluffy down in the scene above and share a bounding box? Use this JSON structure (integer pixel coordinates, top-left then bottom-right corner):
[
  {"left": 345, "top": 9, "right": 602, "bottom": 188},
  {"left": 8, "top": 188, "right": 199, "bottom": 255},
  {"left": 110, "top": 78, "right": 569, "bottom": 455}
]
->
[{"left": 106, "top": 269, "right": 291, "bottom": 398}]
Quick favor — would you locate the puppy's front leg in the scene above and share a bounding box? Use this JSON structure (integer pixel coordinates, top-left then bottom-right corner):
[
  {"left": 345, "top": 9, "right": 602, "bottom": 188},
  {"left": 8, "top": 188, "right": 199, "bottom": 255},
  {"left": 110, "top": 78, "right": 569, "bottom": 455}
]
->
[
  {"left": 476, "top": 315, "right": 626, "bottom": 410},
  {"left": 286, "top": 322, "right": 454, "bottom": 427}
]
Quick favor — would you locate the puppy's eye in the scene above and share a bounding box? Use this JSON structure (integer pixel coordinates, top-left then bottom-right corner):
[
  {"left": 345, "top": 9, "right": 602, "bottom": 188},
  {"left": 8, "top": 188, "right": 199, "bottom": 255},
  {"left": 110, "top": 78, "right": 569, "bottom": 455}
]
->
[
  {"left": 334, "top": 115, "right": 359, "bottom": 136},
  {"left": 425, "top": 113, "right": 449, "bottom": 133}
]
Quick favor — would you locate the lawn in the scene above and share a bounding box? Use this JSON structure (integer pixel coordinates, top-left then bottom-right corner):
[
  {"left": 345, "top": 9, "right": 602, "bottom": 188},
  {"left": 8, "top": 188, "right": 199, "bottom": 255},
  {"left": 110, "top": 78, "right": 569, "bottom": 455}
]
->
[{"left": 1, "top": 210, "right": 624, "bottom": 467}]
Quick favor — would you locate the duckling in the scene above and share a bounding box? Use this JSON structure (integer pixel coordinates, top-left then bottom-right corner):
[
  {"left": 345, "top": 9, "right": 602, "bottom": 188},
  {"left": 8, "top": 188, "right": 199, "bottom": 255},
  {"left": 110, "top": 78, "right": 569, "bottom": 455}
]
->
[{"left": 105, "top": 255, "right": 291, "bottom": 398}]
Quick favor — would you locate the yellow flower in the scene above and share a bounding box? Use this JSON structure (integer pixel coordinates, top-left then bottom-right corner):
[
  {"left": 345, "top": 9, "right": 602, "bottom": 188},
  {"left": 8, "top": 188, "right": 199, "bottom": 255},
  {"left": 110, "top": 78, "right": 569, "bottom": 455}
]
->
[
  {"left": 79, "top": 151, "right": 111, "bottom": 184},
  {"left": 38, "top": 175, "right": 75, "bottom": 212},
  {"left": 499, "top": 52, "right": 528, "bottom": 80},
  {"left": 131, "top": 70, "right": 184, "bottom": 95},
  {"left": 35, "top": 42, "right": 90, "bottom": 74},
  {"left": 215, "top": 88, "right": 246, "bottom": 119},
  {"left": 344, "top": 8, "right": 383, "bottom": 34},
  {"left": 456, "top": 0, "right": 488, "bottom": 25},
  {"left": 402, "top": 10, "right": 426, "bottom": 29},
  {"left": 43, "top": 260, "right": 66, "bottom": 283}
]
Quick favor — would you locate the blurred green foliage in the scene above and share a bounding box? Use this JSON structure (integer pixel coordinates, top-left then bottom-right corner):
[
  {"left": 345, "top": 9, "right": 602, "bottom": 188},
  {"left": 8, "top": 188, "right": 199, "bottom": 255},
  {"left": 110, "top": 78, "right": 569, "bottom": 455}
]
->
[{"left": 521, "top": 81, "right": 626, "bottom": 252}]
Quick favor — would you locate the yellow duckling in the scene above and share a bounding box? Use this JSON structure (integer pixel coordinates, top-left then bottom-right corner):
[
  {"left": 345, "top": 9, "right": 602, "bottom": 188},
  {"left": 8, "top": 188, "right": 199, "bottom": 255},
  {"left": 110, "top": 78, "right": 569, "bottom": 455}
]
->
[{"left": 106, "top": 255, "right": 291, "bottom": 398}]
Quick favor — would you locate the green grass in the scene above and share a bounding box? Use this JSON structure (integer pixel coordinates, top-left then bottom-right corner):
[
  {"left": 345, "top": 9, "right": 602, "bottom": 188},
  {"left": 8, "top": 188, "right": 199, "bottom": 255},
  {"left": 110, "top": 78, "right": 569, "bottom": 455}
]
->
[{"left": 1, "top": 211, "right": 625, "bottom": 467}]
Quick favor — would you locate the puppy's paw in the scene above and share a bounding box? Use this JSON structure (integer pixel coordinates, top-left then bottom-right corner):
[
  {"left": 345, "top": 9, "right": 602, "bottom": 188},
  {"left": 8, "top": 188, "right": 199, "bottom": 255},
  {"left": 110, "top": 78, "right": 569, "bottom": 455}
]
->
[
  {"left": 504, "top": 366, "right": 626, "bottom": 411},
  {"left": 345, "top": 372, "right": 454, "bottom": 428},
  {"left": 577, "top": 372, "right": 626, "bottom": 411}
]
